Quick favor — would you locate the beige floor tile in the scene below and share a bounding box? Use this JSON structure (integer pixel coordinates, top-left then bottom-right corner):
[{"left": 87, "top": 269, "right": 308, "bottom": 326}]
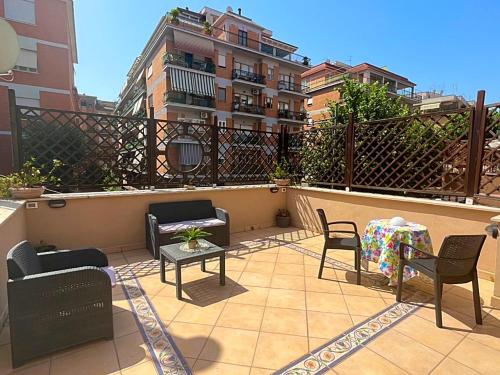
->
[
  {"left": 367, "top": 330, "right": 444, "bottom": 374},
  {"left": 253, "top": 332, "right": 309, "bottom": 370},
  {"left": 304, "top": 256, "right": 321, "bottom": 266},
  {"left": 307, "top": 311, "right": 353, "bottom": 339},
  {"left": 239, "top": 272, "right": 273, "bottom": 288},
  {"left": 441, "top": 293, "right": 486, "bottom": 318},
  {"left": 51, "top": 341, "right": 120, "bottom": 375},
  {"left": 350, "top": 315, "right": 369, "bottom": 325},
  {"left": 271, "top": 274, "right": 305, "bottom": 291},
  {"left": 0, "top": 327, "right": 10, "bottom": 346},
  {"left": 267, "top": 289, "right": 306, "bottom": 310},
  {"left": 222, "top": 258, "right": 248, "bottom": 271},
  {"left": 174, "top": 301, "right": 225, "bottom": 325},
  {"left": 8, "top": 361, "right": 51, "bottom": 375},
  {"left": 278, "top": 247, "right": 301, "bottom": 255},
  {"left": 334, "top": 347, "right": 408, "bottom": 375},
  {"left": 343, "top": 295, "right": 388, "bottom": 316},
  {"left": 274, "top": 262, "right": 305, "bottom": 276},
  {"left": 250, "top": 367, "right": 274, "bottom": 375},
  {"left": 217, "top": 303, "right": 265, "bottom": 331},
  {"left": 304, "top": 264, "right": 320, "bottom": 277},
  {"left": 229, "top": 286, "right": 270, "bottom": 306},
  {"left": 467, "top": 323, "right": 500, "bottom": 351},
  {"left": 431, "top": 357, "right": 480, "bottom": 375},
  {"left": 192, "top": 359, "right": 250, "bottom": 374},
  {"left": 150, "top": 295, "right": 185, "bottom": 322},
  {"left": 306, "top": 292, "right": 349, "bottom": 314},
  {"left": 185, "top": 357, "right": 197, "bottom": 369},
  {"left": 305, "top": 277, "right": 341, "bottom": 294},
  {"left": 120, "top": 360, "right": 157, "bottom": 375},
  {"left": 449, "top": 337, "right": 500, "bottom": 374},
  {"left": 250, "top": 252, "right": 278, "bottom": 263},
  {"left": 199, "top": 327, "right": 259, "bottom": 366},
  {"left": 261, "top": 307, "right": 308, "bottom": 336},
  {"left": 244, "top": 261, "right": 276, "bottom": 274},
  {"left": 394, "top": 315, "right": 464, "bottom": 355},
  {"left": 114, "top": 331, "right": 152, "bottom": 368},
  {"left": 339, "top": 282, "right": 382, "bottom": 298},
  {"left": 309, "top": 336, "right": 329, "bottom": 351},
  {"left": 484, "top": 309, "right": 500, "bottom": 327},
  {"left": 277, "top": 253, "right": 304, "bottom": 265},
  {"left": 167, "top": 321, "right": 213, "bottom": 358},
  {"left": 415, "top": 305, "right": 478, "bottom": 332},
  {"left": 112, "top": 295, "right": 133, "bottom": 314},
  {"left": 114, "top": 310, "right": 139, "bottom": 338}
]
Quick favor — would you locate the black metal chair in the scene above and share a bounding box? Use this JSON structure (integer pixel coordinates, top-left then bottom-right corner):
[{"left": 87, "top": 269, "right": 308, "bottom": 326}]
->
[
  {"left": 317, "top": 209, "right": 361, "bottom": 285},
  {"left": 7, "top": 241, "right": 113, "bottom": 367},
  {"left": 396, "top": 235, "right": 486, "bottom": 328}
]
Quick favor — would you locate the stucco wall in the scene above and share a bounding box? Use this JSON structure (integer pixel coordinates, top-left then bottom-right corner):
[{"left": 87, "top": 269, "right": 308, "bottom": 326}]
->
[
  {"left": 25, "top": 186, "right": 286, "bottom": 253},
  {"left": 286, "top": 187, "right": 500, "bottom": 280},
  {"left": 0, "top": 201, "right": 27, "bottom": 323}
]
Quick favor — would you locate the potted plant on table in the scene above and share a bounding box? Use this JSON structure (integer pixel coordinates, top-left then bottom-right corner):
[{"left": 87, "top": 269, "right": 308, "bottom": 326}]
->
[
  {"left": 276, "top": 209, "right": 291, "bottom": 228},
  {"left": 0, "top": 158, "right": 61, "bottom": 199},
  {"left": 173, "top": 226, "right": 212, "bottom": 251},
  {"left": 270, "top": 159, "right": 291, "bottom": 187}
]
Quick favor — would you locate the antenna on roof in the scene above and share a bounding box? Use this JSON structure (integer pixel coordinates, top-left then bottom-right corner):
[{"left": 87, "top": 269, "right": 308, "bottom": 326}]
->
[{"left": 238, "top": 8, "right": 242, "bottom": 15}]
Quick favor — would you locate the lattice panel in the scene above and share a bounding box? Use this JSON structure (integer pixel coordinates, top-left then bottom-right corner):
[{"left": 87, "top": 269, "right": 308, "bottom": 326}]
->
[
  {"left": 352, "top": 110, "right": 472, "bottom": 195},
  {"left": 154, "top": 120, "right": 213, "bottom": 187},
  {"left": 479, "top": 104, "right": 500, "bottom": 198},
  {"left": 288, "top": 131, "right": 304, "bottom": 183},
  {"left": 17, "top": 106, "right": 149, "bottom": 190},
  {"left": 217, "top": 129, "right": 280, "bottom": 184},
  {"left": 298, "top": 125, "right": 347, "bottom": 187}
]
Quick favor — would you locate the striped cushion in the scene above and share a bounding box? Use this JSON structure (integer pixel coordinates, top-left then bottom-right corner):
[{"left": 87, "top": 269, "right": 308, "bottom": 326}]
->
[{"left": 159, "top": 218, "right": 225, "bottom": 234}]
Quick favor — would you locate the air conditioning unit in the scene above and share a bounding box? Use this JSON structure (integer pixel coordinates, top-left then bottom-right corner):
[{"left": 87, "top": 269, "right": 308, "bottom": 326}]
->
[
  {"left": 200, "top": 112, "right": 209, "bottom": 119},
  {"left": 251, "top": 89, "right": 259, "bottom": 95}
]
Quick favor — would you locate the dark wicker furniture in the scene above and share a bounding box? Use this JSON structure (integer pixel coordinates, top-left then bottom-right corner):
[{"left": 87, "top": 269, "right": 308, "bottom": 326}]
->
[
  {"left": 396, "top": 235, "right": 487, "bottom": 328},
  {"left": 317, "top": 209, "right": 361, "bottom": 285},
  {"left": 160, "top": 239, "right": 226, "bottom": 299},
  {"left": 6, "top": 241, "right": 113, "bottom": 368},
  {"left": 146, "top": 200, "right": 230, "bottom": 259}
]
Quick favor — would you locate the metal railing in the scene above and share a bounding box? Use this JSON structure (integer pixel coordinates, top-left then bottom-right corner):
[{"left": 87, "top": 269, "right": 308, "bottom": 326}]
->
[
  {"left": 277, "top": 81, "right": 306, "bottom": 94},
  {"left": 232, "top": 102, "right": 266, "bottom": 115},
  {"left": 232, "top": 69, "right": 266, "bottom": 85},
  {"left": 163, "top": 53, "right": 216, "bottom": 74},
  {"left": 164, "top": 91, "right": 215, "bottom": 108},
  {"left": 278, "top": 109, "right": 307, "bottom": 121}
]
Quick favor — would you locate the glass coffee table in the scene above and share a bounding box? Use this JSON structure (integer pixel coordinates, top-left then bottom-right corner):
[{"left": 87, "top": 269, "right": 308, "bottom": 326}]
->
[{"left": 159, "top": 239, "right": 226, "bottom": 300}]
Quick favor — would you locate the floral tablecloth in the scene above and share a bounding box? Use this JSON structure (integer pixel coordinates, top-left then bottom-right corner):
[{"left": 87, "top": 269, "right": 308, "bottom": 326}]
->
[{"left": 361, "top": 219, "right": 433, "bottom": 284}]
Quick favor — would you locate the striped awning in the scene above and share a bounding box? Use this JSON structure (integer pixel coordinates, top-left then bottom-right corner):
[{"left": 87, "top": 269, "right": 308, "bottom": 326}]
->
[{"left": 169, "top": 67, "right": 215, "bottom": 97}]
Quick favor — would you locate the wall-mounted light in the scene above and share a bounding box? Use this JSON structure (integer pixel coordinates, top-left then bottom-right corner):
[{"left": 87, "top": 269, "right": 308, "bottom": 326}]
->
[
  {"left": 48, "top": 199, "right": 66, "bottom": 208},
  {"left": 270, "top": 187, "right": 279, "bottom": 193}
]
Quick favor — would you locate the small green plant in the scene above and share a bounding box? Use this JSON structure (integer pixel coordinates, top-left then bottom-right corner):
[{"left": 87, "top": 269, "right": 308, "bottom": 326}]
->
[
  {"left": 172, "top": 226, "right": 212, "bottom": 243},
  {"left": 0, "top": 158, "right": 62, "bottom": 197},
  {"left": 169, "top": 8, "right": 180, "bottom": 24},
  {"left": 203, "top": 21, "right": 212, "bottom": 35},
  {"left": 270, "top": 160, "right": 291, "bottom": 180}
]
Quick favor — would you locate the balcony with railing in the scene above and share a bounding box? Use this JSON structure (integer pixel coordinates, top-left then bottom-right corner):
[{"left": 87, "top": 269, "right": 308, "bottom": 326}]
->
[
  {"left": 277, "top": 81, "right": 308, "bottom": 95},
  {"left": 278, "top": 109, "right": 307, "bottom": 122},
  {"left": 232, "top": 101, "right": 266, "bottom": 116},
  {"left": 163, "top": 53, "right": 216, "bottom": 74},
  {"left": 232, "top": 69, "right": 266, "bottom": 86},
  {"left": 164, "top": 91, "right": 215, "bottom": 109}
]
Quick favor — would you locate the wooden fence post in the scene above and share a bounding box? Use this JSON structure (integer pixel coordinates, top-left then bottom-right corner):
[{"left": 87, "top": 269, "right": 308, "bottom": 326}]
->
[
  {"left": 345, "top": 112, "right": 355, "bottom": 191},
  {"left": 211, "top": 115, "right": 219, "bottom": 187},
  {"left": 8, "top": 89, "right": 21, "bottom": 170},
  {"left": 464, "top": 90, "right": 486, "bottom": 201},
  {"left": 146, "top": 106, "right": 156, "bottom": 189}
]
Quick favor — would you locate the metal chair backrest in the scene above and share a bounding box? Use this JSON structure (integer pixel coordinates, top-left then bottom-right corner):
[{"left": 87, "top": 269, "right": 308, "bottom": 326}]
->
[
  {"left": 436, "top": 235, "right": 486, "bottom": 276},
  {"left": 316, "top": 209, "right": 330, "bottom": 240},
  {"left": 7, "top": 241, "right": 42, "bottom": 279}
]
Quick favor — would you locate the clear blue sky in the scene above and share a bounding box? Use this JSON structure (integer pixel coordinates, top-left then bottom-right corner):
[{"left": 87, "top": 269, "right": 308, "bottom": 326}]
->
[{"left": 74, "top": 0, "right": 500, "bottom": 103}]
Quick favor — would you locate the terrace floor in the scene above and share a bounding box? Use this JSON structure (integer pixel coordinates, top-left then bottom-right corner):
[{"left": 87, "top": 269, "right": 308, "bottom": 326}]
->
[{"left": 1, "top": 227, "right": 499, "bottom": 375}]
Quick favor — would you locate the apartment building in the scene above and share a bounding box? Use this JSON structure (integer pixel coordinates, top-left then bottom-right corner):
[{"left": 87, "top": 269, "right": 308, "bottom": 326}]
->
[
  {"left": 302, "top": 60, "right": 417, "bottom": 122},
  {"left": 0, "top": 0, "right": 78, "bottom": 173},
  {"left": 115, "top": 6, "right": 310, "bottom": 134},
  {"left": 78, "top": 93, "right": 116, "bottom": 115},
  {"left": 414, "top": 91, "right": 471, "bottom": 112}
]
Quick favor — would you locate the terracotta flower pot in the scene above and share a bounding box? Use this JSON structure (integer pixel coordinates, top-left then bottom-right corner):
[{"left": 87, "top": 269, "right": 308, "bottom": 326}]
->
[
  {"left": 9, "top": 186, "right": 45, "bottom": 199},
  {"left": 274, "top": 179, "right": 290, "bottom": 187},
  {"left": 276, "top": 215, "right": 291, "bottom": 228}
]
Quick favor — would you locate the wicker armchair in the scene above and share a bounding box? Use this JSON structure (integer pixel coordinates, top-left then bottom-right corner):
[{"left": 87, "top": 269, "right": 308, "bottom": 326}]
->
[
  {"left": 7, "top": 241, "right": 113, "bottom": 368},
  {"left": 396, "top": 235, "right": 486, "bottom": 328},
  {"left": 317, "top": 209, "right": 361, "bottom": 285}
]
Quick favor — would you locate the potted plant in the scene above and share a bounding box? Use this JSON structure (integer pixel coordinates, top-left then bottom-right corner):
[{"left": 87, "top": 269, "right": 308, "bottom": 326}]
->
[
  {"left": 0, "top": 158, "right": 61, "bottom": 199},
  {"left": 173, "top": 226, "right": 212, "bottom": 251},
  {"left": 202, "top": 21, "right": 212, "bottom": 35},
  {"left": 276, "top": 209, "right": 291, "bottom": 228},
  {"left": 270, "top": 160, "right": 291, "bottom": 186},
  {"left": 168, "top": 8, "right": 180, "bottom": 24},
  {"left": 302, "top": 56, "right": 310, "bottom": 66}
]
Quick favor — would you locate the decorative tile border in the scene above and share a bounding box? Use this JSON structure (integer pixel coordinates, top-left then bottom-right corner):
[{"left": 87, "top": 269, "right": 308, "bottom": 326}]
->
[
  {"left": 273, "top": 302, "right": 421, "bottom": 374},
  {"left": 118, "top": 271, "right": 192, "bottom": 375}
]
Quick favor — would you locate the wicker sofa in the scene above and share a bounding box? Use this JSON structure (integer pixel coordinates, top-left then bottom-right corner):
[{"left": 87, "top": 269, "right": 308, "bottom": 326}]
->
[
  {"left": 6, "top": 241, "right": 113, "bottom": 368},
  {"left": 145, "top": 200, "right": 230, "bottom": 259}
]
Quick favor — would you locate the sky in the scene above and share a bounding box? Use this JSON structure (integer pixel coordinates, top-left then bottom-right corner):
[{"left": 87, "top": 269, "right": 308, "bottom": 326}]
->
[{"left": 74, "top": 0, "right": 500, "bottom": 103}]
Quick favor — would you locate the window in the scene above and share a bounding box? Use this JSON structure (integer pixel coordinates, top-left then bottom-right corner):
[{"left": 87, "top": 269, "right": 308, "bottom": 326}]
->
[
  {"left": 218, "top": 87, "right": 226, "bottom": 102},
  {"left": 218, "top": 120, "right": 227, "bottom": 133},
  {"left": 218, "top": 53, "right": 226, "bottom": 68},
  {"left": 148, "top": 94, "right": 153, "bottom": 108},
  {"left": 238, "top": 30, "right": 248, "bottom": 47},
  {"left": 234, "top": 93, "right": 253, "bottom": 105},
  {"left": 265, "top": 97, "right": 273, "bottom": 109},
  {"left": 234, "top": 62, "right": 253, "bottom": 73},
  {"left": 267, "top": 67, "right": 274, "bottom": 81},
  {"left": 5, "top": 0, "right": 35, "bottom": 24},
  {"left": 307, "top": 97, "right": 313, "bottom": 106},
  {"left": 146, "top": 64, "right": 153, "bottom": 79},
  {"left": 14, "top": 49, "right": 37, "bottom": 72},
  {"left": 279, "top": 101, "right": 289, "bottom": 111}
]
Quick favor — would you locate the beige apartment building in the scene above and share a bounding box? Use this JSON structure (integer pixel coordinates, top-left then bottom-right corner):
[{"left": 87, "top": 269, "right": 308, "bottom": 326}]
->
[{"left": 115, "top": 6, "right": 310, "bottom": 134}]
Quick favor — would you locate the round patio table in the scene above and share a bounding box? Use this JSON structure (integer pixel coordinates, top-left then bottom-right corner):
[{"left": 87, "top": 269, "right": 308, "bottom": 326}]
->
[{"left": 361, "top": 219, "right": 434, "bottom": 285}]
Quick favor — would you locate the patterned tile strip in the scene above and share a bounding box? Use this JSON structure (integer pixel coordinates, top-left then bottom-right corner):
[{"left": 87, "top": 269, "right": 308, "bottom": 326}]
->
[
  {"left": 273, "top": 302, "right": 420, "bottom": 374},
  {"left": 118, "top": 271, "right": 192, "bottom": 375}
]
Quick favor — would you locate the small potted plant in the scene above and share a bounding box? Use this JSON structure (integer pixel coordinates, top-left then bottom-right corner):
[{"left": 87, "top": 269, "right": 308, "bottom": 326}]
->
[
  {"left": 202, "top": 21, "right": 212, "bottom": 35},
  {"left": 0, "top": 158, "right": 61, "bottom": 199},
  {"left": 276, "top": 209, "right": 291, "bottom": 228},
  {"left": 173, "top": 226, "right": 212, "bottom": 251},
  {"left": 270, "top": 160, "right": 291, "bottom": 187},
  {"left": 168, "top": 8, "right": 180, "bottom": 24}
]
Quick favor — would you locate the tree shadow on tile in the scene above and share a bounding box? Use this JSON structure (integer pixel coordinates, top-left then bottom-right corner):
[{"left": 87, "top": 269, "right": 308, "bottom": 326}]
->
[{"left": 181, "top": 275, "right": 247, "bottom": 307}]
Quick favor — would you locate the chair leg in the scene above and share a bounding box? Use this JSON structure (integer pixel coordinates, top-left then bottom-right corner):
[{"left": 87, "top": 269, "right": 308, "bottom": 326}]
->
[
  {"left": 355, "top": 248, "right": 361, "bottom": 285},
  {"left": 396, "top": 260, "right": 404, "bottom": 302},
  {"left": 434, "top": 277, "right": 443, "bottom": 328},
  {"left": 318, "top": 244, "right": 327, "bottom": 279},
  {"left": 472, "top": 271, "right": 483, "bottom": 325}
]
